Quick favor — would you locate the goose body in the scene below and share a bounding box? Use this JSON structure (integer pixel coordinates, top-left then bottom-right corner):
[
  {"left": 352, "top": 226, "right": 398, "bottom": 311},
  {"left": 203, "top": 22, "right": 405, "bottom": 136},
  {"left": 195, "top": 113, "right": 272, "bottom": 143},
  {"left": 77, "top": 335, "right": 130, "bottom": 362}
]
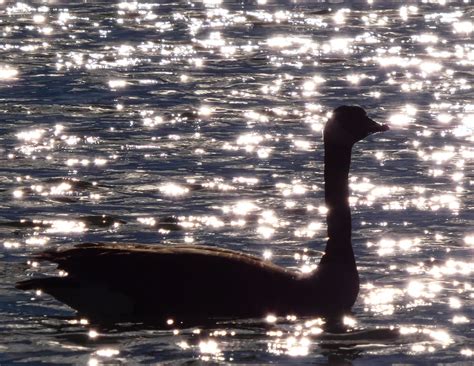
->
[
  {"left": 17, "top": 106, "right": 388, "bottom": 324},
  {"left": 18, "top": 244, "right": 355, "bottom": 322}
]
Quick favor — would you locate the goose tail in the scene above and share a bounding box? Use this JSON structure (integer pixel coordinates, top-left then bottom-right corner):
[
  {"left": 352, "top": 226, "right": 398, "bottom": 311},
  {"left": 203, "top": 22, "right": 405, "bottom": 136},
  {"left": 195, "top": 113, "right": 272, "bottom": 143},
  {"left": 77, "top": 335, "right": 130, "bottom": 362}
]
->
[{"left": 16, "top": 277, "right": 64, "bottom": 291}]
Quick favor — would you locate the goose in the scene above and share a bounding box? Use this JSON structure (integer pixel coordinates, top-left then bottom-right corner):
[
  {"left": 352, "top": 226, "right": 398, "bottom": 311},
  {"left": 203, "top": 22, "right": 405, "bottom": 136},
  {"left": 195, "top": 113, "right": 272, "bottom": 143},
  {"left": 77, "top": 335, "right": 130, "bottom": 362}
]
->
[{"left": 17, "top": 106, "right": 389, "bottom": 324}]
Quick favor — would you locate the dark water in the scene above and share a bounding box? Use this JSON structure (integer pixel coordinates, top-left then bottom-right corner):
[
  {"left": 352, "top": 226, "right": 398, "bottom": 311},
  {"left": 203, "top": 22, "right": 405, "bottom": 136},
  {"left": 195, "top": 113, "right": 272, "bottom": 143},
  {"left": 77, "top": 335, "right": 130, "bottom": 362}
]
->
[{"left": 0, "top": 0, "right": 473, "bottom": 364}]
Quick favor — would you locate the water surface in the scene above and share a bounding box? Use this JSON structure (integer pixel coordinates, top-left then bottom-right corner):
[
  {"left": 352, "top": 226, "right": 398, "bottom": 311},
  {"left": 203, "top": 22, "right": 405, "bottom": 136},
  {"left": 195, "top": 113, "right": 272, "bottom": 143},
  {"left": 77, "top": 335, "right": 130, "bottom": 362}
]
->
[{"left": 0, "top": 0, "right": 473, "bottom": 364}]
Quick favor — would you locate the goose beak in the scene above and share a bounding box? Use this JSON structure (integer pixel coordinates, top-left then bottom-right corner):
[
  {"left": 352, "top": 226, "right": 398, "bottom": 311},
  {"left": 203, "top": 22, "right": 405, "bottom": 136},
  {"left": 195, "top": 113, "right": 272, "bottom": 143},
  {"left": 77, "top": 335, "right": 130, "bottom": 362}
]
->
[{"left": 367, "top": 117, "right": 390, "bottom": 134}]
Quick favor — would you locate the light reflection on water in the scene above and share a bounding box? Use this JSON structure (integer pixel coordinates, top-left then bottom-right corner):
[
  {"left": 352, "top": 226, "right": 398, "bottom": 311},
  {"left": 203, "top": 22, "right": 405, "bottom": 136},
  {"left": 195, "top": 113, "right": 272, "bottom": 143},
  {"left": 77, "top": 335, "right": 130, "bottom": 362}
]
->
[{"left": 0, "top": 0, "right": 473, "bottom": 364}]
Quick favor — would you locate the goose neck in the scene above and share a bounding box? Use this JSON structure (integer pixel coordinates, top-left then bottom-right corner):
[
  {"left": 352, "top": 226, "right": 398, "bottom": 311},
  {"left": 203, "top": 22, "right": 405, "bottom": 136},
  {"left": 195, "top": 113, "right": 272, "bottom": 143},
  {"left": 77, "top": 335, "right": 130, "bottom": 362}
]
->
[{"left": 322, "top": 141, "right": 354, "bottom": 262}]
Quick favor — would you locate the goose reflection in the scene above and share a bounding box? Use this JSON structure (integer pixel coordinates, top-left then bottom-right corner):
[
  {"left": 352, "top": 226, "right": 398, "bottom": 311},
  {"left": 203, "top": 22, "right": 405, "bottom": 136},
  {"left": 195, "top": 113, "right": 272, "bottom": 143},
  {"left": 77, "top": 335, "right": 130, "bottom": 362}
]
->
[{"left": 17, "top": 106, "right": 389, "bottom": 324}]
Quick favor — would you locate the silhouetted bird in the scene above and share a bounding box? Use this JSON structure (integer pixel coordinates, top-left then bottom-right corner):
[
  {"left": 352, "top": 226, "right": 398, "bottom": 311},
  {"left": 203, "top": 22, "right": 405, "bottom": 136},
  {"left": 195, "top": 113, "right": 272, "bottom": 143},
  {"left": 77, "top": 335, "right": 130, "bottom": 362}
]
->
[{"left": 17, "top": 106, "right": 389, "bottom": 324}]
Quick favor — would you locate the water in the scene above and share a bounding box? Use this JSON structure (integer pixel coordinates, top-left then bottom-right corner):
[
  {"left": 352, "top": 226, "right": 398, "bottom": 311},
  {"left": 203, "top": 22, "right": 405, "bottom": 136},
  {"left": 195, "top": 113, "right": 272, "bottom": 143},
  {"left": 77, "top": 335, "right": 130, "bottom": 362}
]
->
[{"left": 0, "top": 0, "right": 473, "bottom": 364}]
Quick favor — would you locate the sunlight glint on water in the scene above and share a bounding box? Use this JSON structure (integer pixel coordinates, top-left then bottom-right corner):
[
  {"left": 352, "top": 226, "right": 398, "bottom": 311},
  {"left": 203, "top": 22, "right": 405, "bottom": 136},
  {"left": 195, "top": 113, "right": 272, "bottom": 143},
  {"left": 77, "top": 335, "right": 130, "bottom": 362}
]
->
[{"left": 0, "top": 0, "right": 473, "bottom": 364}]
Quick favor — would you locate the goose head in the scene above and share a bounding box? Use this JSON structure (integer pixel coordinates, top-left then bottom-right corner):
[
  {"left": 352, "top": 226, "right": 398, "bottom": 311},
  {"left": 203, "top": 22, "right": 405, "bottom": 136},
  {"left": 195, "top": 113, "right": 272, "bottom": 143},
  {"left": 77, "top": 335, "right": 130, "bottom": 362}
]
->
[{"left": 324, "top": 106, "right": 389, "bottom": 146}]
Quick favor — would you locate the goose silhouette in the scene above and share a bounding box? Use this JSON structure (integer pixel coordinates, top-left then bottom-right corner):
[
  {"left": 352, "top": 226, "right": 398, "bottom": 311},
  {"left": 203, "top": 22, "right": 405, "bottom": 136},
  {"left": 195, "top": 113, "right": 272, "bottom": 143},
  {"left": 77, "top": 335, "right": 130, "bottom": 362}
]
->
[{"left": 17, "top": 106, "right": 389, "bottom": 324}]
